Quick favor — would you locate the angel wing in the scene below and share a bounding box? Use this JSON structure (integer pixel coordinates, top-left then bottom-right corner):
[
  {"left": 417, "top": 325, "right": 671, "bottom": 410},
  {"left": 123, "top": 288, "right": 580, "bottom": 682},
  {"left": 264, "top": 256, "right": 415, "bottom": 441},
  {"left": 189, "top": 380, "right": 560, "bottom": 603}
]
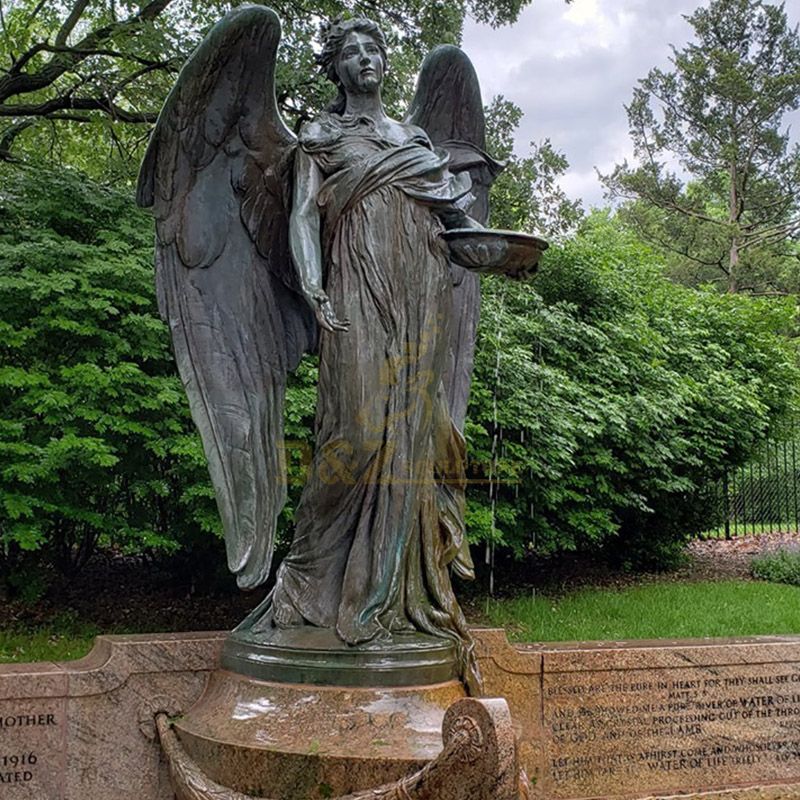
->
[
  {"left": 137, "top": 6, "right": 315, "bottom": 590},
  {"left": 406, "top": 46, "right": 504, "bottom": 430}
]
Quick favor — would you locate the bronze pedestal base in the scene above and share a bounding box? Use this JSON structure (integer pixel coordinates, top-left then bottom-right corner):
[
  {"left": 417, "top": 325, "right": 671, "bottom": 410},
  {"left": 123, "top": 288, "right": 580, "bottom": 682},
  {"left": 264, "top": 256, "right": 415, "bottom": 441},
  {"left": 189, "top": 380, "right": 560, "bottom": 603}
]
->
[{"left": 221, "top": 627, "right": 459, "bottom": 687}]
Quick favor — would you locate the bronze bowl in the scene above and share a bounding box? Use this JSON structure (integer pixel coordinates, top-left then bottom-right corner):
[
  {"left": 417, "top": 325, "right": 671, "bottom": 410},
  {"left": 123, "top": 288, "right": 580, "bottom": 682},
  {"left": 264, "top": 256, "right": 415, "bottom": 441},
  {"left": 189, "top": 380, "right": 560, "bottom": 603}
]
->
[{"left": 441, "top": 228, "right": 548, "bottom": 276}]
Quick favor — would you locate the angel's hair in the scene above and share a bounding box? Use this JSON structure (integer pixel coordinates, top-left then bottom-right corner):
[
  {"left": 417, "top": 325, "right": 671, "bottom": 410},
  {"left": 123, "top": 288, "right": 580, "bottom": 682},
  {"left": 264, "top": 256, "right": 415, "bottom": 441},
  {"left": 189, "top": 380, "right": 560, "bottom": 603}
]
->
[{"left": 317, "top": 17, "right": 388, "bottom": 114}]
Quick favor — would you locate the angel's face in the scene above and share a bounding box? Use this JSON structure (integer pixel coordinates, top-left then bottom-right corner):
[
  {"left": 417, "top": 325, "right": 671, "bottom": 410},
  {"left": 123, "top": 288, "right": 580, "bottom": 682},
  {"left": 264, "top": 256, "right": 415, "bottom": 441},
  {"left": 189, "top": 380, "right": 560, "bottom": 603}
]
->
[{"left": 336, "top": 31, "right": 384, "bottom": 95}]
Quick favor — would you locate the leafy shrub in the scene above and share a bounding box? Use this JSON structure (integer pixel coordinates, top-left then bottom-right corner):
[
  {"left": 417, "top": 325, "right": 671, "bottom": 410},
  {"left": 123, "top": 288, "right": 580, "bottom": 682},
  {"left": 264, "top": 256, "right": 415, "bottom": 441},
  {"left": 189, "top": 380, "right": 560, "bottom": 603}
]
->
[
  {"left": 0, "top": 162, "right": 218, "bottom": 580},
  {"left": 0, "top": 161, "right": 317, "bottom": 590},
  {"left": 751, "top": 550, "right": 800, "bottom": 587},
  {"left": 466, "top": 212, "right": 800, "bottom": 568},
  {"left": 2, "top": 165, "right": 797, "bottom": 587}
]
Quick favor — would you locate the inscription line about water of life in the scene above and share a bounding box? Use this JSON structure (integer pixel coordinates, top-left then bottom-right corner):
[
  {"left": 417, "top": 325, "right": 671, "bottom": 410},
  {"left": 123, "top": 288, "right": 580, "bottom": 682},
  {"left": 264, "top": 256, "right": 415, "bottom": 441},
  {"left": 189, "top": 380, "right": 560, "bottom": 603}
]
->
[{"left": 546, "top": 667, "right": 800, "bottom": 787}]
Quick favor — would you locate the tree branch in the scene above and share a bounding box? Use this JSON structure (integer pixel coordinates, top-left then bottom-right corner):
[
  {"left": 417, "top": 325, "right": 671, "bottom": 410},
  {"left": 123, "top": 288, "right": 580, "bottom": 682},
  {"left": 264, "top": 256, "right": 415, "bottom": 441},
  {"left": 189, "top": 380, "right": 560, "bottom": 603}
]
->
[
  {"left": 0, "top": 118, "right": 34, "bottom": 160},
  {"left": 111, "top": 59, "right": 177, "bottom": 93},
  {"left": 648, "top": 85, "right": 725, "bottom": 149},
  {"left": 740, "top": 216, "right": 800, "bottom": 251},
  {"left": 0, "top": 0, "right": 176, "bottom": 103},
  {"left": 0, "top": 96, "right": 158, "bottom": 123},
  {"left": 48, "top": 112, "right": 94, "bottom": 122},
  {"left": 740, "top": 193, "right": 795, "bottom": 226},
  {"left": 55, "top": 0, "right": 91, "bottom": 46},
  {"left": 623, "top": 207, "right": 728, "bottom": 272},
  {"left": 24, "top": 0, "right": 49, "bottom": 26},
  {"left": 13, "top": 42, "right": 166, "bottom": 74},
  {"left": 623, "top": 101, "right": 722, "bottom": 228}
]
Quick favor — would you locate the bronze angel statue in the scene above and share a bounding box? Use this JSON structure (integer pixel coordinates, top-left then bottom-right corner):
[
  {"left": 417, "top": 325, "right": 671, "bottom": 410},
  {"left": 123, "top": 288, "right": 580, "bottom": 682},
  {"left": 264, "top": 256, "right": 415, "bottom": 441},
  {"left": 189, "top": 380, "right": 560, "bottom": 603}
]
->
[{"left": 137, "top": 6, "right": 543, "bottom": 693}]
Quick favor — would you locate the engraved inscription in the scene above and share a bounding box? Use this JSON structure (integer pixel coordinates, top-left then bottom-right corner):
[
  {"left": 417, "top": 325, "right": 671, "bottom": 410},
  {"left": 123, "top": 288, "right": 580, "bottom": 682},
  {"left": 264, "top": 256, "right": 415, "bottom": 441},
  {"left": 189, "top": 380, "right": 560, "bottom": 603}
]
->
[
  {"left": 544, "top": 663, "right": 800, "bottom": 798},
  {"left": 0, "top": 713, "right": 56, "bottom": 728},
  {"left": 0, "top": 752, "right": 37, "bottom": 784},
  {"left": 0, "top": 701, "right": 62, "bottom": 799}
]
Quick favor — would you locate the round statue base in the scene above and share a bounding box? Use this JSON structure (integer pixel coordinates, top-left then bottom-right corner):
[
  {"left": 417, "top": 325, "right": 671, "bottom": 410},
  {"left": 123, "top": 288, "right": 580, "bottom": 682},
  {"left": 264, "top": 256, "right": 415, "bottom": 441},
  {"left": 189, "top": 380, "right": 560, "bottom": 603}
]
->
[
  {"left": 221, "top": 626, "right": 460, "bottom": 687},
  {"left": 172, "top": 668, "right": 468, "bottom": 798}
]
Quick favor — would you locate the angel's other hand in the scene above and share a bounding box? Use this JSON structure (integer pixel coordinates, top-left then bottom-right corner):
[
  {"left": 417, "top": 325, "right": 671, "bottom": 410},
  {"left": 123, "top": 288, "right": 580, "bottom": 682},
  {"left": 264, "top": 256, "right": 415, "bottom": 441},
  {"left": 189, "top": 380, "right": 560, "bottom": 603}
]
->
[
  {"left": 462, "top": 215, "right": 485, "bottom": 231},
  {"left": 505, "top": 265, "right": 537, "bottom": 281},
  {"left": 313, "top": 293, "right": 350, "bottom": 332},
  {"left": 462, "top": 239, "right": 505, "bottom": 267}
]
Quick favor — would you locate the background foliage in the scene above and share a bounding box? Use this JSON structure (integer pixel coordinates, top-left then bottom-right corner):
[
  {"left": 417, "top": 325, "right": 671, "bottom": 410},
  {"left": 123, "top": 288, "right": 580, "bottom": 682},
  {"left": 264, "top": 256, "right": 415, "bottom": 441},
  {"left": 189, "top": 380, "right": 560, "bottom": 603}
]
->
[
  {"left": 0, "top": 163, "right": 219, "bottom": 587},
  {"left": 470, "top": 214, "right": 799, "bottom": 569},
  {"left": 0, "top": 0, "right": 537, "bottom": 177},
  {"left": 602, "top": 0, "right": 800, "bottom": 295},
  {"left": 1, "top": 0, "right": 799, "bottom": 598},
  {"left": 2, "top": 163, "right": 797, "bottom": 589}
]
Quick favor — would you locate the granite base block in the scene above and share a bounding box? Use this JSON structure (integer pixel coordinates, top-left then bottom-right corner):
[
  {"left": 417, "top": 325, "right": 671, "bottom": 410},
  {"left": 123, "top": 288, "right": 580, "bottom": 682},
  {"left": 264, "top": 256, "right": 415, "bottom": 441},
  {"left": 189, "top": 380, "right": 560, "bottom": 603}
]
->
[
  {"left": 173, "top": 670, "right": 466, "bottom": 797},
  {"left": 159, "top": 691, "right": 521, "bottom": 800},
  {"left": 5, "top": 630, "right": 800, "bottom": 798},
  {"left": 475, "top": 632, "right": 800, "bottom": 799}
]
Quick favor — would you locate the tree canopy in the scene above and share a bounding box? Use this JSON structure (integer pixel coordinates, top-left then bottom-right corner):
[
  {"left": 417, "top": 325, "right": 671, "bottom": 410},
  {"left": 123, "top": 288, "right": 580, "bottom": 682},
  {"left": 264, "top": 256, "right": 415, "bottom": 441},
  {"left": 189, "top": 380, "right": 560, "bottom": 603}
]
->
[
  {"left": 603, "top": 0, "right": 800, "bottom": 294},
  {"left": 0, "top": 0, "right": 541, "bottom": 176}
]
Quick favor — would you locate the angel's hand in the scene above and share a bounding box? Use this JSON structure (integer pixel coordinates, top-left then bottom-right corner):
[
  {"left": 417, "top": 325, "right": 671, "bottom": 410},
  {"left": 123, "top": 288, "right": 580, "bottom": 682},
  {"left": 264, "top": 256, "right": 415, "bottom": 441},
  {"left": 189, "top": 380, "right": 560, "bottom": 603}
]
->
[
  {"left": 460, "top": 239, "right": 506, "bottom": 267},
  {"left": 505, "top": 265, "right": 538, "bottom": 282},
  {"left": 311, "top": 290, "right": 350, "bottom": 333}
]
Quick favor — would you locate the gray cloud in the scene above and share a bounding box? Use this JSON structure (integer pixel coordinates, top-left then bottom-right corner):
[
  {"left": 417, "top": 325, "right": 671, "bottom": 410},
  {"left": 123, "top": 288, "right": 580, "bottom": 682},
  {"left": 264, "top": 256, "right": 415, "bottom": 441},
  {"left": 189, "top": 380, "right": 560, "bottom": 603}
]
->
[{"left": 463, "top": 0, "right": 788, "bottom": 208}]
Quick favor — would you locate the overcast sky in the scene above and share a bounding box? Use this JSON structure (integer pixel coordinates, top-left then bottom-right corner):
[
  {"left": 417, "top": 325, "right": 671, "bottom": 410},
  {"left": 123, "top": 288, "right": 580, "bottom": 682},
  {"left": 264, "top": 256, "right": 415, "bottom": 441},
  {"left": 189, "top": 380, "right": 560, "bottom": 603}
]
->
[{"left": 462, "top": 0, "right": 799, "bottom": 209}]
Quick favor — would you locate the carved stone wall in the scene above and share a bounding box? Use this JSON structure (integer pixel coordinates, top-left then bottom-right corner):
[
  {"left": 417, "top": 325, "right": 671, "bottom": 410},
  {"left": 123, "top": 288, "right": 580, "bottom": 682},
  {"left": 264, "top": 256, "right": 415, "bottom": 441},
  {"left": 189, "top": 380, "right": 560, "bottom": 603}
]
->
[
  {"left": 475, "top": 630, "right": 800, "bottom": 798},
  {"left": 0, "top": 632, "right": 223, "bottom": 799},
  {"left": 5, "top": 630, "right": 800, "bottom": 798}
]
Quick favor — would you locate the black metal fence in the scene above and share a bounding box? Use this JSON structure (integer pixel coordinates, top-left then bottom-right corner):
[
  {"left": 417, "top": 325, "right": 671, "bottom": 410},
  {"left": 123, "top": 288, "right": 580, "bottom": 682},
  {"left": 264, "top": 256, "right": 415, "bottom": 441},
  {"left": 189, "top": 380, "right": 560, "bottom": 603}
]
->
[{"left": 703, "top": 438, "right": 800, "bottom": 538}]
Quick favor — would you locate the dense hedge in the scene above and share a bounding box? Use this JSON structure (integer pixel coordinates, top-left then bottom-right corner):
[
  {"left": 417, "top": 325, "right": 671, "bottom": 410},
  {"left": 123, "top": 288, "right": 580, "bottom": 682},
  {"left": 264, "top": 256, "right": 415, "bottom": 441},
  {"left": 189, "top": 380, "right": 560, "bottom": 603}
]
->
[
  {"left": 467, "top": 214, "right": 800, "bottom": 567},
  {"left": 0, "top": 166, "right": 220, "bottom": 586},
  {"left": 1, "top": 167, "right": 797, "bottom": 590}
]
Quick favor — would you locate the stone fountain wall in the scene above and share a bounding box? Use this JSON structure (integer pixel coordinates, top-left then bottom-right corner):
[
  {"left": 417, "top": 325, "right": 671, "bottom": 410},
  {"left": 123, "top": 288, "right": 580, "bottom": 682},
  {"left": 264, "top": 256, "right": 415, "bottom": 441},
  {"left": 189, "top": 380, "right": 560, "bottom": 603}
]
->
[{"left": 5, "top": 629, "right": 800, "bottom": 799}]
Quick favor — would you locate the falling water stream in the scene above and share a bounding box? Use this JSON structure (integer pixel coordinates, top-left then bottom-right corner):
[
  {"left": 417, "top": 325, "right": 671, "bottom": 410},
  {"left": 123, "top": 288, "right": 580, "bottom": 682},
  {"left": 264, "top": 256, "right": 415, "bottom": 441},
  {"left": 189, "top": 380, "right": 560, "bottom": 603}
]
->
[
  {"left": 486, "top": 288, "right": 507, "bottom": 597},
  {"left": 483, "top": 289, "right": 541, "bottom": 598}
]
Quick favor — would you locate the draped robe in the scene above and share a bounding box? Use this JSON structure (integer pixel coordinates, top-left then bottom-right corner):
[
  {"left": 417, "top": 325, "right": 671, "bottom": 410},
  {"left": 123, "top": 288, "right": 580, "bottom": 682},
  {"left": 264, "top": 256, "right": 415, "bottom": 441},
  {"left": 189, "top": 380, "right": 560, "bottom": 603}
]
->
[{"left": 243, "top": 113, "right": 480, "bottom": 691}]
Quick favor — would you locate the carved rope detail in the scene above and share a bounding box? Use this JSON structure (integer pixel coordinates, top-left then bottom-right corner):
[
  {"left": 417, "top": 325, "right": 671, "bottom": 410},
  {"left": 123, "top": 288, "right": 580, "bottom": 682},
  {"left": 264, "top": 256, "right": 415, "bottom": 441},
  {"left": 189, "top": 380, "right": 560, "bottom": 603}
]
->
[{"left": 156, "top": 697, "right": 521, "bottom": 800}]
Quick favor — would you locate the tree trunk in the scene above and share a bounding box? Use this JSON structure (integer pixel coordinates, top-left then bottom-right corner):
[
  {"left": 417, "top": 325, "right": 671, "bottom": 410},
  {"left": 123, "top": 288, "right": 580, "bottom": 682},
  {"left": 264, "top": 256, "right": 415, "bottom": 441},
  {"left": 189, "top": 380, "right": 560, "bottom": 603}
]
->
[
  {"left": 728, "top": 237, "right": 739, "bottom": 293},
  {"left": 728, "top": 161, "right": 739, "bottom": 293}
]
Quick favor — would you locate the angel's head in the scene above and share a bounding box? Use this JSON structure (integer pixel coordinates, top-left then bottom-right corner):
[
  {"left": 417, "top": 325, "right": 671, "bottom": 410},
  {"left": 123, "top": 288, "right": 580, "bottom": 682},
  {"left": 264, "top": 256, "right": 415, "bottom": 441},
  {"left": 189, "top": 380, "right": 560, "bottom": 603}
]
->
[{"left": 318, "top": 17, "right": 388, "bottom": 108}]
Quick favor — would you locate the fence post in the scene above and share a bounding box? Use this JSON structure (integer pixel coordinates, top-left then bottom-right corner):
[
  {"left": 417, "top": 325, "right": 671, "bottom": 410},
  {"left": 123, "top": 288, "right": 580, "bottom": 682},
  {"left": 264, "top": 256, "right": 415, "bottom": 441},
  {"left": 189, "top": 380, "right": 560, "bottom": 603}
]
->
[{"left": 723, "top": 470, "right": 730, "bottom": 540}]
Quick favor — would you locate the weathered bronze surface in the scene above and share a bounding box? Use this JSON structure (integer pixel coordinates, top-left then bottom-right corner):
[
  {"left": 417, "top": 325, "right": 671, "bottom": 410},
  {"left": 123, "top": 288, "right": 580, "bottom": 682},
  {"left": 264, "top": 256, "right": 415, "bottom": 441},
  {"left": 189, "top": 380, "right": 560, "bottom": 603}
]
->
[
  {"left": 136, "top": 6, "right": 540, "bottom": 693},
  {"left": 222, "top": 627, "right": 458, "bottom": 686},
  {"left": 442, "top": 229, "right": 548, "bottom": 275}
]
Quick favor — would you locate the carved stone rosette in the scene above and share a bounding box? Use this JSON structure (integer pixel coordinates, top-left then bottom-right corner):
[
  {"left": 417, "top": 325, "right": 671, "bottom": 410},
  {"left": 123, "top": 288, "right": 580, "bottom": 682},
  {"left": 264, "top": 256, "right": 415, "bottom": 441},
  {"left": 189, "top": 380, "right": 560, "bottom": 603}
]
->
[{"left": 157, "top": 697, "right": 522, "bottom": 800}]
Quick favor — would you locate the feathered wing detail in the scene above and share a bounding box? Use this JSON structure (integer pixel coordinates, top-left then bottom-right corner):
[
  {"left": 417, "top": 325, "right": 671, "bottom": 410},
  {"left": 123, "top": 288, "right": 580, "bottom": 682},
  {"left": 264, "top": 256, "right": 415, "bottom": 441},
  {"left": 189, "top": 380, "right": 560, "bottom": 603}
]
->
[
  {"left": 406, "top": 45, "right": 504, "bottom": 430},
  {"left": 407, "top": 45, "right": 504, "bottom": 228},
  {"left": 407, "top": 46, "right": 504, "bottom": 583},
  {"left": 137, "top": 6, "right": 315, "bottom": 589}
]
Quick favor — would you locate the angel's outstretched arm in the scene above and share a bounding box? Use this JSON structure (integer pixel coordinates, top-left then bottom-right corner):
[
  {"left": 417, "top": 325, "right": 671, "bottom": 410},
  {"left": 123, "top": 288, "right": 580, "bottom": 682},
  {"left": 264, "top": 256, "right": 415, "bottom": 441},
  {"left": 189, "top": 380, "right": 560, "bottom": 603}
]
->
[{"left": 290, "top": 148, "right": 349, "bottom": 333}]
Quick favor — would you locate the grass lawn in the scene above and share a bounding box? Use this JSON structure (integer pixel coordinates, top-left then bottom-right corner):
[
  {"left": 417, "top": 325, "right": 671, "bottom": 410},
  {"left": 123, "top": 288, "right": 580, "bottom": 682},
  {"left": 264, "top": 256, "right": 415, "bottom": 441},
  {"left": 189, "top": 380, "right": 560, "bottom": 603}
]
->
[
  {"left": 0, "top": 613, "right": 102, "bottom": 663},
  {"left": 484, "top": 580, "right": 800, "bottom": 642},
  {"left": 5, "top": 579, "right": 800, "bottom": 663}
]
